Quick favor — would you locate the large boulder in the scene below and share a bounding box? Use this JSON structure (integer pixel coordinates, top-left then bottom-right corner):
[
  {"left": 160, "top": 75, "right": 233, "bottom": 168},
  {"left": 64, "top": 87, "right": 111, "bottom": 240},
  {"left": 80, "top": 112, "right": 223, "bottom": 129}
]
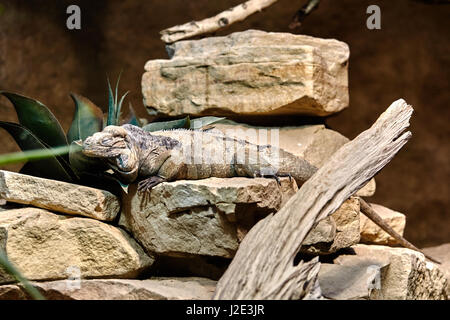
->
[
  {"left": 0, "top": 277, "right": 216, "bottom": 300},
  {"left": 119, "top": 176, "right": 362, "bottom": 262},
  {"left": 318, "top": 262, "right": 384, "bottom": 300},
  {"left": 0, "top": 170, "right": 120, "bottom": 221},
  {"left": 119, "top": 177, "right": 298, "bottom": 259},
  {"left": 422, "top": 243, "right": 450, "bottom": 296},
  {"left": 143, "top": 30, "right": 349, "bottom": 117},
  {"left": 0, "top": 208, "right": 153, "bottom": 284}
]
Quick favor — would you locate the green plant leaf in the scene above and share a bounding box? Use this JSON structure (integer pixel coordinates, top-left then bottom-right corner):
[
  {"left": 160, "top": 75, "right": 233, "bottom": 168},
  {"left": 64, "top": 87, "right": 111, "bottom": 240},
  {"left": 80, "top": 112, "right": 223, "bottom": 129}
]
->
[
  {"left": 106, "top": 73, "right": 131, "bottom": 126},
  {"left": 125, "top": 103, "right": 141, "bottom": 127},
  {"left": 0, "top": 250, "right": 45, "bottom": 300},
  {"left": 106, "top": 78, "right": 115, "bottom": 126},
  {"left": 190, "top": 116, "right": 226, "bottom": 130},
  {"left": 1, "top": 92, "right": 68, "bottom": 148},
  {"left": 0, "top": 145, "right": 71, "bottom": 166},
  {"left": 143, "top": 116, "right": 190, "bottom": 132},
  {"left": 115, "top": 91, "right": 129, "bottom": 125},
  {"left": 0, "top": 121, "right": 73, "bottom": 181},
  {"left": 114, "top": 72, "right": 122, "bottom": 115},
  {"left": 67, "top": 93, "right": 103, "bottom": 143}
]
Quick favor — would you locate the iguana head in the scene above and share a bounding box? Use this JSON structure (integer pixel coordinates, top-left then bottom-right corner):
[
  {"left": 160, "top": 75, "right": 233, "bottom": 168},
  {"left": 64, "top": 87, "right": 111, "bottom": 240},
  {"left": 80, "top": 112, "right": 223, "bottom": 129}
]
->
[{"left": 82, "top": 125, "right": 139, "bottom": 183}]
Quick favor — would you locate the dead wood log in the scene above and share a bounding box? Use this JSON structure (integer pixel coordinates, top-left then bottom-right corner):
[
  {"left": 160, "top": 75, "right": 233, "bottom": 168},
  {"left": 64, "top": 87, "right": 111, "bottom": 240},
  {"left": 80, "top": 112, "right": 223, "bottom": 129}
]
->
[
  {"left": 160, "top": 0, "right": 279, "bottom": 43},
  {"left": 213, "top": 99, "right": 413, "bottom": 300}
]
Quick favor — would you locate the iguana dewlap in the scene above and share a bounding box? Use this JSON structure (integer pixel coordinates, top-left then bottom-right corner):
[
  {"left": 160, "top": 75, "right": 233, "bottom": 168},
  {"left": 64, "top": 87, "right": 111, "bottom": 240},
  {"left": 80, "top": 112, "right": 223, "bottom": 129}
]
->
[{"left": 82, "top": 124, "right": 440, "bottom": 264}]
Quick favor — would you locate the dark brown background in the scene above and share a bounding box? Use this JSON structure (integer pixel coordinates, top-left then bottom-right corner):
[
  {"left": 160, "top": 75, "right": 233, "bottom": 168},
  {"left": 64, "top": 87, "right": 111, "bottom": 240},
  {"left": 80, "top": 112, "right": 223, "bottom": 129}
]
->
[{"left": 0, "top": 0, "right": 448, "bottom": 247}]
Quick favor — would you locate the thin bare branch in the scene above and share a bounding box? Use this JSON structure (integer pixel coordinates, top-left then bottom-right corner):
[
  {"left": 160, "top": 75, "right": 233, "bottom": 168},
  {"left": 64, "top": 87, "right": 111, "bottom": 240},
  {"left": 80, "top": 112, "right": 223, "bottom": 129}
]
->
[{"left": 160, "top": 0, "right": 279, "bottom": 43}]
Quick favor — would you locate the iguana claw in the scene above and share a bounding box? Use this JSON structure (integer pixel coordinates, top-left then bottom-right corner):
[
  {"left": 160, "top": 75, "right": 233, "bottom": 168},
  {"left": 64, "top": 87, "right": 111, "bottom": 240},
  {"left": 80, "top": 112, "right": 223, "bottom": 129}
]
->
[
  {"left": 137, "top": 176, "right": 165, "bottom": 193},
  {"left": 265, "top": 173, "right": 293, "bottom": 185}
]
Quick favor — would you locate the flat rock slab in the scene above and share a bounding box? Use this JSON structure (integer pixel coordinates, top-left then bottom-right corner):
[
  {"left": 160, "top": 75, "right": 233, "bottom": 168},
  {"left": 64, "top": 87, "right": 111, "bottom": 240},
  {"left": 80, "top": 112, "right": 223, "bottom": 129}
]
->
[
  {"left": 360, "top": 203, "right": 406, "bottom": 245},
  {"left": 0, "top": 277, "right": 216, "bottom": 300},
  {"left": 319, "top": 262, "right": 385, "bottom": 300},
  {"left": 143, "top": 30, "right": 349, "bottom": 117},
  {"left": 211, "top": 120, "right": 375, "bottom": 197},
  {"left": 119, "top": 177, "right": 297, "bottom": 259},
  {"left": 423, "top": 243, "right": 450, "bottom": 296},
  {"left": 0, "top": 170, "right": 120, "bottom": 221},
  {"left": 0, "top": 208, "right": 153, "bottom": 284},
  {"left": 334, "top": 244, "right": 448, "bottom": 300},
  {"left": 120, "top": 176, "right": 361, "bottom": 261}
]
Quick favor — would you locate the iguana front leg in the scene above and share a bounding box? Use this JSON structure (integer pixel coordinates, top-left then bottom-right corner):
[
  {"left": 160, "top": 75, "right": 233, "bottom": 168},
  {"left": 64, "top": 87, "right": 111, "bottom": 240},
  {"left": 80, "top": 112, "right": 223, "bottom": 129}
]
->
[{"left": 137, "top": 154, "right": 185, "bottom": 193}]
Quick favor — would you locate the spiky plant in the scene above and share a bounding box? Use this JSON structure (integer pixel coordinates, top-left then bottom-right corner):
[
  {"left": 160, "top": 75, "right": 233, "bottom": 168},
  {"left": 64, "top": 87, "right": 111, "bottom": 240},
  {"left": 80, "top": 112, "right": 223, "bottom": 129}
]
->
[
  {"left": 0, "top": 75, "right": 225, "bottom": 299},
  {"left": 0, "top": 76, "right": 224, "bottom": 190},
  {"left": 0, "top": 77, "right": 132, "bottom": 188}
]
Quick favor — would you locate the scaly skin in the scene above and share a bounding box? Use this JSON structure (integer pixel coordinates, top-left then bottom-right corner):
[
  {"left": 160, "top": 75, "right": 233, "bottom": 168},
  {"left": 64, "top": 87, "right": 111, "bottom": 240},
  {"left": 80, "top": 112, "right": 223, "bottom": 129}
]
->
[
  {"left": 82, "top": 124, "right": 317, "bottom": 188},
  {"left": 82, "top": 124, "right": 440, "bottom": 264}
]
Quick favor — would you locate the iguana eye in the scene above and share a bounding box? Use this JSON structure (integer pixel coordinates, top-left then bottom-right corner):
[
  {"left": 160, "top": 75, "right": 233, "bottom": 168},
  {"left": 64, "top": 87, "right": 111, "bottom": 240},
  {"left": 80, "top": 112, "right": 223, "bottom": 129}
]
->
[{"left": 102, "top": 137, "right": 112, "bottom": 145}]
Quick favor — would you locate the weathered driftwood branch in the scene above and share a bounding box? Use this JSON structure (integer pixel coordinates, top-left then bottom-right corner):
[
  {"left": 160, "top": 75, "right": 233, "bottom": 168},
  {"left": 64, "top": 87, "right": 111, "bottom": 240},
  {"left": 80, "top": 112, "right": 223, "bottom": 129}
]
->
[
  {"left": 213, "top": 99, "right": 413, "bottom": 300},
  {"left": 160, "top": 0, "right": 279, "bottom": 43}
]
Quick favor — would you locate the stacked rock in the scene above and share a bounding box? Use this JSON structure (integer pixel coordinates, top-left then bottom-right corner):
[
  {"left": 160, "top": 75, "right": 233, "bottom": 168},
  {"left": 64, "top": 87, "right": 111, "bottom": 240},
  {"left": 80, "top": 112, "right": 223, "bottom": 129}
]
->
[
  {"left": 138, "top": 30, "right": 448, "bottom": 300},
  {"left": 0, "top": 170, "right": 215, "bottom": 299},
  {"left": 0, "top": 30, "right": 447, "bottom": 300}
]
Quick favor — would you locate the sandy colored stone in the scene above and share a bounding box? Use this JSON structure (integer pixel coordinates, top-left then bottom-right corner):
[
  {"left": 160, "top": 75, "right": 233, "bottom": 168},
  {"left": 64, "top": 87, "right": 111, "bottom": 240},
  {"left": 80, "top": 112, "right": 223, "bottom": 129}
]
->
[
  {"left": 355, "top": 179, "right": 376, "bottom": 197},
  {"left": 0, "top": 170, "right": 120, "bottom": 221},
  {"left": 211, "top": 120, "right": 376, "bottom": 196},
  {"left": 119, "top": 177, "right": 297, "bottom": 258},
  {"left": 119, "top": 173, "right": 357, "bottom": 259},
  {"left": 360, "top": 203, "right": 406, "bottom": 245},
  {"left": 301, "top": 197, "right": 361, "bottom": 254},
  {"left": 334, "top": 244, "right": 447, "bottom": 300},
  {"left": 0, "top": 277, "right": 216, "bottom": 300},
  {"left": 303, "top": 216, "right": 336, "bottom": 246},
  {"left": 0, "top": 208, "right": 153, "bottom": 284},
  {"left": 422, "top": 243, "right": 450, "bottom": 296},
  {"left": 0, "top": 284, "right": 27, "bottom": 300},
  {"left": 143, "top": 30, "right": 349, "bottom": 117},
  {"left": 319, "top": 262, "right": 385, "bottom": 300}
]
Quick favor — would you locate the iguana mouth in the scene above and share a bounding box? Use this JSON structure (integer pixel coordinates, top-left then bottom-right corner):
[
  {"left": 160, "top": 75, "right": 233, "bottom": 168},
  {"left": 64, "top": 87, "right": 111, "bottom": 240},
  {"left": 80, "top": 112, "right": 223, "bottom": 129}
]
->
[{"left": 82, "top": 146, "right": 122, "bottom": 158}]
